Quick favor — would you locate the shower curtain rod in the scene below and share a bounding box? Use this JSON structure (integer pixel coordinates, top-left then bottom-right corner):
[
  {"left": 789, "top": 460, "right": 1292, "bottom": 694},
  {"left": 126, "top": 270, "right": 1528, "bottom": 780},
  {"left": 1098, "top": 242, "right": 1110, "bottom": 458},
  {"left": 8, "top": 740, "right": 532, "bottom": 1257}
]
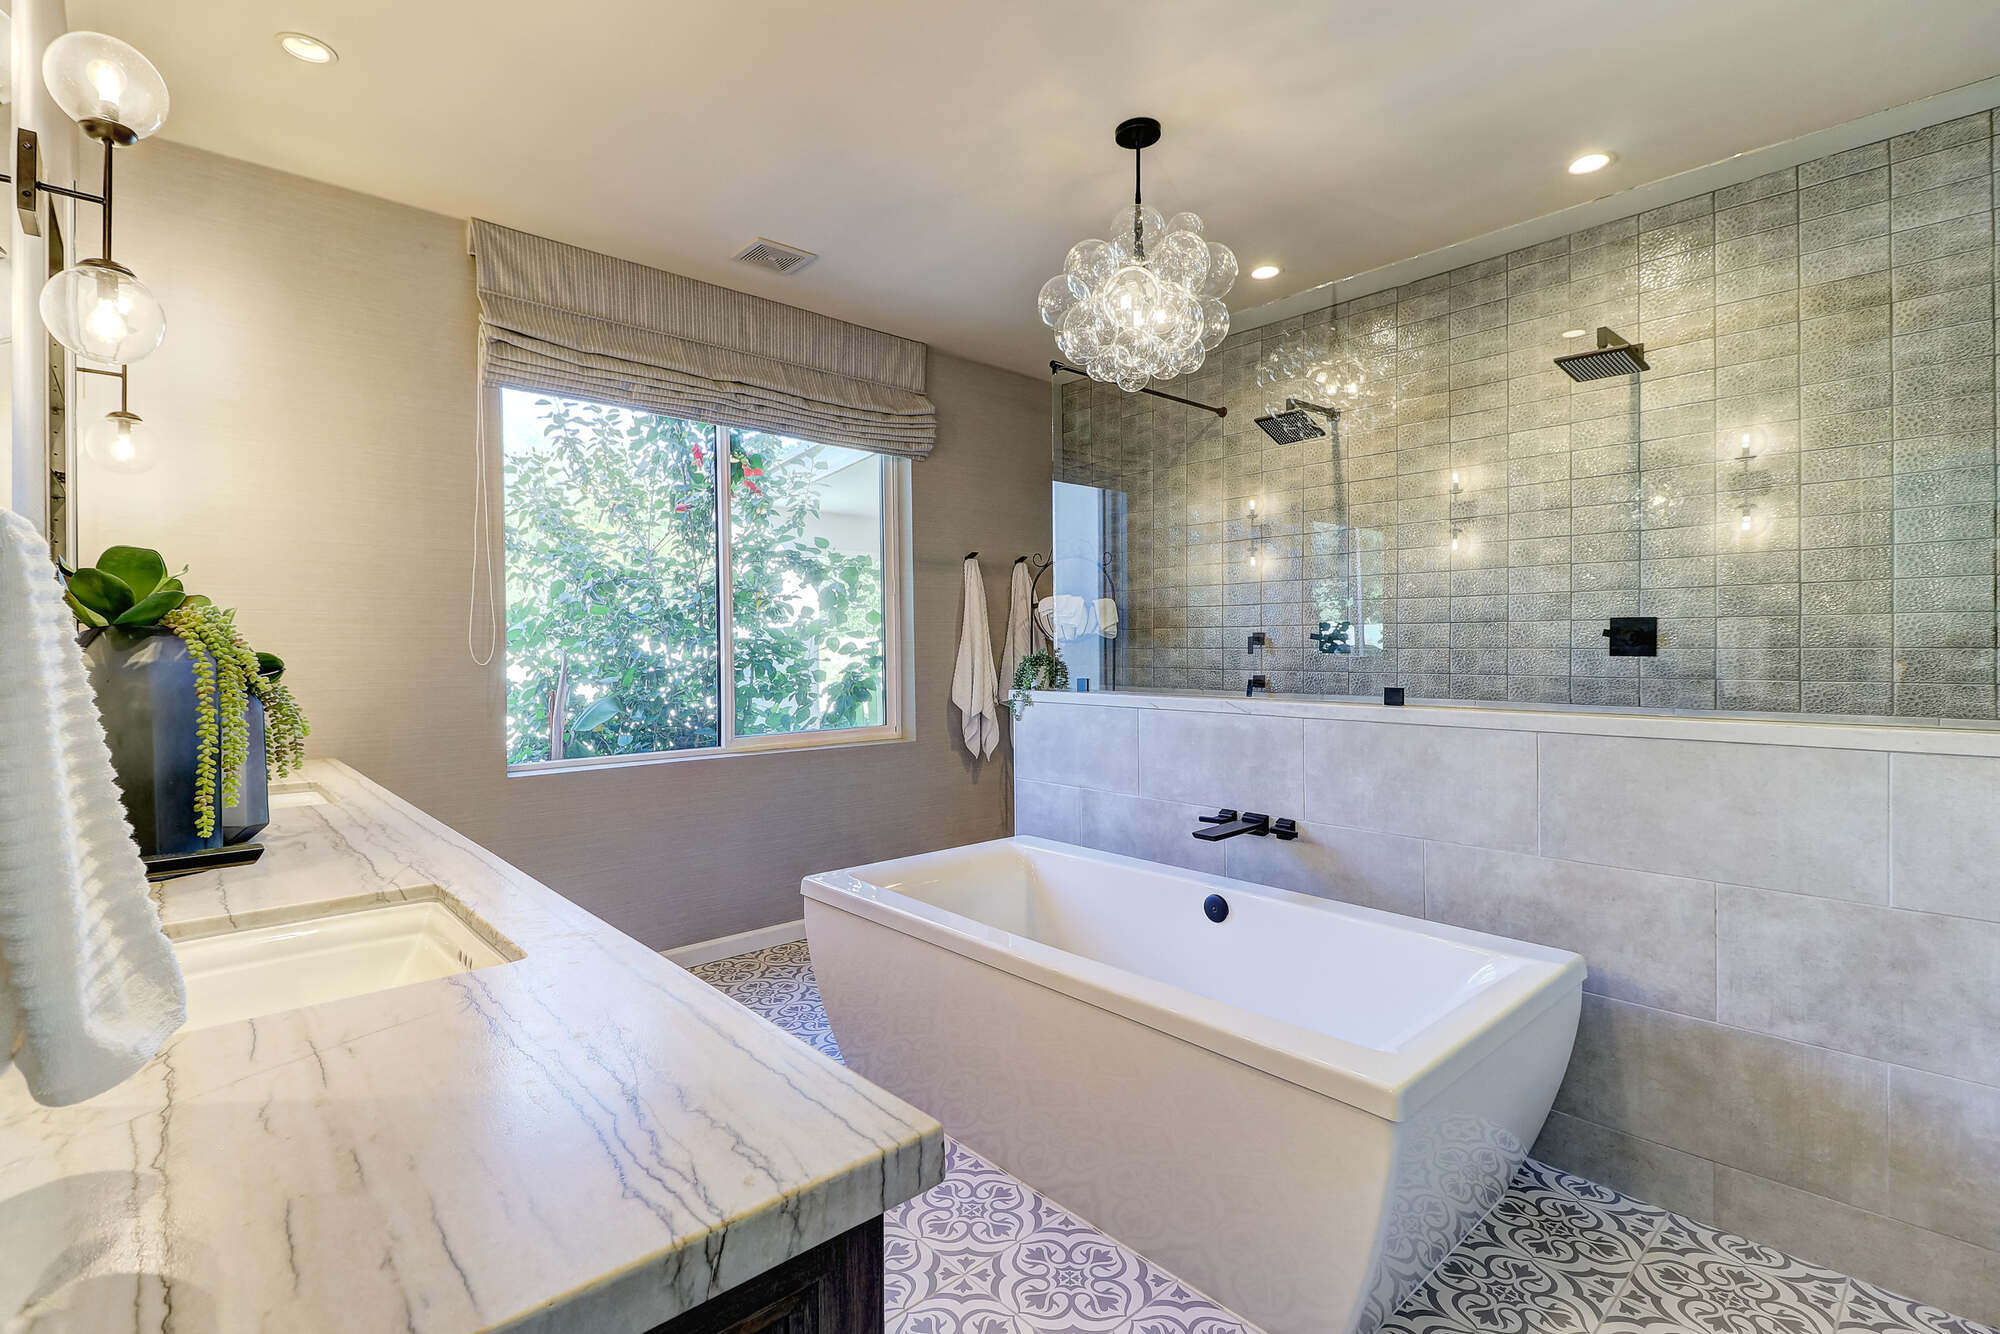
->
[{"left": 1048, "top": 361, "right": 1227, "bottom": 418}]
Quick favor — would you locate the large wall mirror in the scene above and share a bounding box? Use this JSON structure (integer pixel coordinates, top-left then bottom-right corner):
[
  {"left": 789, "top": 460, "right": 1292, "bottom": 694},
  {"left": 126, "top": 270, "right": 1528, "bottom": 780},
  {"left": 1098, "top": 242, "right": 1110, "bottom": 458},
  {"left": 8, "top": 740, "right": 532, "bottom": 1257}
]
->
[{"left": 5, "top": 0, "right": 83, "bottom": 565}]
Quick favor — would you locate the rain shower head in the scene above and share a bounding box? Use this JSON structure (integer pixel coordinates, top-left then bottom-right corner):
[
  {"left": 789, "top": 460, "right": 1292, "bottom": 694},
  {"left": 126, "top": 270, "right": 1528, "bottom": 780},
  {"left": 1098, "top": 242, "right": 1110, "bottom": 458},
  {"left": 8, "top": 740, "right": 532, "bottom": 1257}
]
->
[
  {"left": 1252, "top": 398, "right": 1338, "bottom": 444},
  {"left": 1555, "top": 327, "right": 1650, "bottom": 381}
]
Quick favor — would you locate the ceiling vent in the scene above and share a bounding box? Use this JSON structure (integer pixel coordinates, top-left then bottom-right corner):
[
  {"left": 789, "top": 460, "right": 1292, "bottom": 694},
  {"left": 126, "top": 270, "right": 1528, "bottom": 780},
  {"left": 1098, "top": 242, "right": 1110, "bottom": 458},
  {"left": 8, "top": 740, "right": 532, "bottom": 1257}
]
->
[{"left": 733, "top": 237, "right": 818, "bottom": 275}]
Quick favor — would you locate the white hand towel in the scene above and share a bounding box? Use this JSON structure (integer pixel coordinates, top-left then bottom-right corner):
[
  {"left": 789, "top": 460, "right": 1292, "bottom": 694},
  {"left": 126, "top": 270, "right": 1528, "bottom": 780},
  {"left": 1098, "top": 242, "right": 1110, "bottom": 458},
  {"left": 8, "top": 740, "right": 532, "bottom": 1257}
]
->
[
  {"left": 950, "top": 555, "right": 1000, "bottom": 760},
  {"left": 999, "top": 559, "right": 1034, "bottom": 696},
  {"left": 1094, "top": 597, "right": 1120, "bottom": 639},
  {"left": 1037, "top": 594, "right": 1092, "bottom": 641},
  {"left": 0, "top": 510, "right": 185, "bottom": 1106}
]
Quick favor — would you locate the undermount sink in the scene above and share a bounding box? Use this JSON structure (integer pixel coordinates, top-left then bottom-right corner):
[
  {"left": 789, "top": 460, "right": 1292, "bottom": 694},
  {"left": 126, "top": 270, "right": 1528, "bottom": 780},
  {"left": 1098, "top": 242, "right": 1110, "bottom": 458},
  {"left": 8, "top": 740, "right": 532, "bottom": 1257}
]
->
[{"left": 170, "top": 894, "right": 521, "bottom": 1031}]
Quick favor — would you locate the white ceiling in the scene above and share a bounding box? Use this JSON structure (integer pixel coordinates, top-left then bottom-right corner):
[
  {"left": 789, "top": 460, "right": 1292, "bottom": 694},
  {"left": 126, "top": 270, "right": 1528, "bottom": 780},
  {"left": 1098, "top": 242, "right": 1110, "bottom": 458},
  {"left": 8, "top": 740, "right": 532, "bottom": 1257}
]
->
[{"left": 72, "top": 0, "right": 2000, "bottom": 377}]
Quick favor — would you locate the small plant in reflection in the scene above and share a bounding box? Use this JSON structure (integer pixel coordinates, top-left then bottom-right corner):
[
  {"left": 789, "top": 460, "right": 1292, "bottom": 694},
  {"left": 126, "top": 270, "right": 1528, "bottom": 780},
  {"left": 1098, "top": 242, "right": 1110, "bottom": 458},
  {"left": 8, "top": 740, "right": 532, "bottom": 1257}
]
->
[{"left": 1007, "top": 649, "right": 1070, "bottom": 719}]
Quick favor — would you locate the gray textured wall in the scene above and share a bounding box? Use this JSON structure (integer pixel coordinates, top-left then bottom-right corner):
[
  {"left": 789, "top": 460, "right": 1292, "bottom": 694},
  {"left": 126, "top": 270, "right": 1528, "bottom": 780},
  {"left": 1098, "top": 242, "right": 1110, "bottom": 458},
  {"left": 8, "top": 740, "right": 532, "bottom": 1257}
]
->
[
  {"left": 1060, "top": 106, "right": 2000, "bottom": 721},
  {"left": 84, "top": 140, "right": 1050, "bottom": 949},
  {"left": 1016, "top": 691, "right": 2000, "bottom": 1323}
]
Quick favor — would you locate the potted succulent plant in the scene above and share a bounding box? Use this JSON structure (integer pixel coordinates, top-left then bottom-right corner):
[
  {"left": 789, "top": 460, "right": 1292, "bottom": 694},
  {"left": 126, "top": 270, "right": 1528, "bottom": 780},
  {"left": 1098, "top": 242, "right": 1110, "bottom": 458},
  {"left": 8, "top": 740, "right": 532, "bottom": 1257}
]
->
[{"left": 64, "top": 545, "right": 309, "bottom": 863}]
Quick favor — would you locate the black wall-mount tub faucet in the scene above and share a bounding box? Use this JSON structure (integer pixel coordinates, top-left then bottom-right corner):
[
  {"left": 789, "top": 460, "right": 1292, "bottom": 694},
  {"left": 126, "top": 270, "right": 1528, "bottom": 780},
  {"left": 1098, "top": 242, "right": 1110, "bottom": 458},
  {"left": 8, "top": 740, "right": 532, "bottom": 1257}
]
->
[{"left": 1192, "top": 810, "right": 1298, "bottom": 842}]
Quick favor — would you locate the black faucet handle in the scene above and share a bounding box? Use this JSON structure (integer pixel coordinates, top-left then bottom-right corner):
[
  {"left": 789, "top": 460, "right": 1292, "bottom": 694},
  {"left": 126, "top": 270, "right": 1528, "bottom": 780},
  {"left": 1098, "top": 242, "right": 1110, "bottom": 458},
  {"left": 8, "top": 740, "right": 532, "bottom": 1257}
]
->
[
  {"left": 1246, "top": 631, "right": 1268, "bottom": 654},
  {"left": 1272, "top": 817, "right": 1299, "bottom": 841},
  {"left": 1197, "top": 809, "right": 1238, "bottom": 824}
]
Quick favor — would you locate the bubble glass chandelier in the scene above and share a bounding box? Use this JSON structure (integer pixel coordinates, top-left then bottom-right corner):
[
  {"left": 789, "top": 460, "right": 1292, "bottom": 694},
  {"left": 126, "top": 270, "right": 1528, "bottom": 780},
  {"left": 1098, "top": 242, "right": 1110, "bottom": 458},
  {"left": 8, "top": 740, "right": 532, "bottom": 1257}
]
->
[{"left": 1038, "top": 117, "right": 1237, "bottom": 393}]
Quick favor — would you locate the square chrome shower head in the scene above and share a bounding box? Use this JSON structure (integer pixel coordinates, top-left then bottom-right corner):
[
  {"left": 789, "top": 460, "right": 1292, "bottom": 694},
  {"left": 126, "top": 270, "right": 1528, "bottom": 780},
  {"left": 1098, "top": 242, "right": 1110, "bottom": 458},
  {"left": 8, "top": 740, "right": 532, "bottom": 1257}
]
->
[
  {"left": 1555, "top": 327, "right": 1650, "bottom": 381},
  {"left": 1253, "top": 409, "right": 1326, "bottom": 444}
]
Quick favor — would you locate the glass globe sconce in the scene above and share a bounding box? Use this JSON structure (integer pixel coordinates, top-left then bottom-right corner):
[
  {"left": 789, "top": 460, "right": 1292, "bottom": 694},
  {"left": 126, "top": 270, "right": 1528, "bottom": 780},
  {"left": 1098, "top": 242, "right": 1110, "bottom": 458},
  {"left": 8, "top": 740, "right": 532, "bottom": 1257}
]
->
[
  {"left": 78, "top": 363, "right": 155, "bottom": 474},
  {"left": 14, "top": 31, "right": 170, "bottom": 363}
]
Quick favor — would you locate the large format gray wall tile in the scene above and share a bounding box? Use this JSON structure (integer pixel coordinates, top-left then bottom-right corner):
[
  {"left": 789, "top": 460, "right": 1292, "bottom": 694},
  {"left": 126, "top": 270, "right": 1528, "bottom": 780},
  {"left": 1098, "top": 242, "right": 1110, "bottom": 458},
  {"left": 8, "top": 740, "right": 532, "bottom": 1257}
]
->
[
  {"left": 1424, "top": 842, "right": 1716, "bottom": 1015},
  {"left": 1538, "top": 733, "right": 1889, "bottom": 899},
  {"left": 1068, "top": 787, "right": 1224, "bottom": 874},
  {"left": 1013, "top": 702, "right": 1139, "bottom": 793},
  {"left": 1717, "top": 885, "right": 2000, "bottom": 1085},
  {"left": 1013, "top": 778, "right": 1080, "bottom": 843},
  {"left": 1888, "top": 1067, "right": 2000, "bottom": 1252},
  {"left": 1554, "top": 994, "right": 1890, "bottom": 1209},
  {"left": 1136, "top": 709, "right": 1304, "bottom": 815},
  {"left": 1713, "top": 1168, "right": 2000, "bottom": 1326},
  {"left": 1301, "top": 720, "right": 1537, "bottom": 851},
  {"left": 1889, "top": 752, "right": 2000, "bottom": 920},
  {"left": 1531, "top": 1110, "right": 1717, "bottom": 1219},
  {"left": 1221, "top": 819, "right": 1426, "bottom": 916}
]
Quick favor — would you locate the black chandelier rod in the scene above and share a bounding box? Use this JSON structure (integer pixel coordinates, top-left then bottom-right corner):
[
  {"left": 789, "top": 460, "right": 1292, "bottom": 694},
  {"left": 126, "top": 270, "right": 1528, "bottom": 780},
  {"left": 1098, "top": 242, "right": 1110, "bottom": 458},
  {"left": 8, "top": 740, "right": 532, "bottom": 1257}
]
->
[
  {"left": 1049, "top": 360, "right": 1226, "bottom": 418},
  {"left": 1132, "top": 141, "right": 1144, "bottom": 260}
]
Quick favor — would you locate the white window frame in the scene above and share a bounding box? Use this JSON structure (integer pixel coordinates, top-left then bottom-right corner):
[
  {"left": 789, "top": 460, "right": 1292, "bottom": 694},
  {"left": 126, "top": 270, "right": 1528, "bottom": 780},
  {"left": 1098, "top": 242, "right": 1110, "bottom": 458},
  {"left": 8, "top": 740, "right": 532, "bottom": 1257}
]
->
[{"left": 498, "top": 388, "right": 914, "bottom": 776}]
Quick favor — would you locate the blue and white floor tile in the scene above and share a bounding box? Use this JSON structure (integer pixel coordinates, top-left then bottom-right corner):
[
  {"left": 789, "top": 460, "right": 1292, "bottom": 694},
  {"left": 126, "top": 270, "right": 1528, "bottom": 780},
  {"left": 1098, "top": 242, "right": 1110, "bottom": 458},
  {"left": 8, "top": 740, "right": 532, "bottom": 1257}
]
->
[{"left": 690, "top": 941, "right": 1996, "bottom": 1334}]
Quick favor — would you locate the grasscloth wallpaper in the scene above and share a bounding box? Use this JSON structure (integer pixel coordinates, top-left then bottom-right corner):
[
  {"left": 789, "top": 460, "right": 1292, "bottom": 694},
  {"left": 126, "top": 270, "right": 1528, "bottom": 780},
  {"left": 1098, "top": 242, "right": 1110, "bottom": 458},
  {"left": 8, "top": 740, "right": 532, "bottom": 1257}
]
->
[
  {"left": 1060, "top": 105, "right": 2000, "bottom": 720},
  {"left": 87, "top": 141, "right": 1049, "bottom": 950}
]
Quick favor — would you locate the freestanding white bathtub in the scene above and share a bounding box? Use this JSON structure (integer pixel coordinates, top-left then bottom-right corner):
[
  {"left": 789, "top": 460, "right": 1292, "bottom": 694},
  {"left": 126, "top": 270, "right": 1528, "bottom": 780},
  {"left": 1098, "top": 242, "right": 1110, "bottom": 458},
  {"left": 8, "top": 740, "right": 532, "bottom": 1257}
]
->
[{"left": 802, "top": 836, "right": 1584, "bottom": 1334}]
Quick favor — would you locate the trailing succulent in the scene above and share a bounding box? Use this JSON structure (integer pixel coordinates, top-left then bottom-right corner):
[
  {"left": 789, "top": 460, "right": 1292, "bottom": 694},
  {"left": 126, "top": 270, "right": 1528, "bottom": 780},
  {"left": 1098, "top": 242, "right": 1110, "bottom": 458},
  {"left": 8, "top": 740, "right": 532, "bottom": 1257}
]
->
[
  {"left": 66, "top": 546, "right": 310, "bottom": 838},
  {"left": 1007, "top": 648, "right": 1069, "bottom": 720}
]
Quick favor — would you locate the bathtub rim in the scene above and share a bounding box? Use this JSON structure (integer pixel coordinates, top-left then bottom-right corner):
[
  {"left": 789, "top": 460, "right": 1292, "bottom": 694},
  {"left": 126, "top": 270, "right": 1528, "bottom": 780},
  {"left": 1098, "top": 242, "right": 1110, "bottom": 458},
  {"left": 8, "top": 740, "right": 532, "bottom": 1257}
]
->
[{"left": 801, "top": 835, "right": 1584, "bottom": 1121}]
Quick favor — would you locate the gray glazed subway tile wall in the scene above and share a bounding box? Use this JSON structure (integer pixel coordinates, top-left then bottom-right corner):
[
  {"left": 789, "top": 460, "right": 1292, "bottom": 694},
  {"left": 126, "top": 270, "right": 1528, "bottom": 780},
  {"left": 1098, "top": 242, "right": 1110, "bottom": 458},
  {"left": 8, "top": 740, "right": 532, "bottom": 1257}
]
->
[
  {"left": 1010, "top": 694, "right": 2000, "bottom": 1321},
  {"left": 1056, "top": 106, "right": 2000, "bottom": 721}
]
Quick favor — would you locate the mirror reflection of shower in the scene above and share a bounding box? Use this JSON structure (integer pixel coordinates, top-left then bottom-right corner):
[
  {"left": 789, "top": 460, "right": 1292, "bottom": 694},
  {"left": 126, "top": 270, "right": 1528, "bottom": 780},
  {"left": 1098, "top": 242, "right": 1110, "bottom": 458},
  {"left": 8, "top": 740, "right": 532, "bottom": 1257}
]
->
[
  {"left": 1046, "top": 482, "right": 1123, "bottom": 690},
  {"left": 1253, "top": 319, "right": 1395, "bottom": 663}
]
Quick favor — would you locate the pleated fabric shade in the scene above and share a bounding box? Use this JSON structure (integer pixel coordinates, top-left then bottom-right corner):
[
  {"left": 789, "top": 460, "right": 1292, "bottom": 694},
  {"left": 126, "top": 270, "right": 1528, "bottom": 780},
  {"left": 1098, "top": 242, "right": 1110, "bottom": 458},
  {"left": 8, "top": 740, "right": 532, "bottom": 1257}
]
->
[{"left": 468, "top": 219, "right": 934, "bottom": 456}]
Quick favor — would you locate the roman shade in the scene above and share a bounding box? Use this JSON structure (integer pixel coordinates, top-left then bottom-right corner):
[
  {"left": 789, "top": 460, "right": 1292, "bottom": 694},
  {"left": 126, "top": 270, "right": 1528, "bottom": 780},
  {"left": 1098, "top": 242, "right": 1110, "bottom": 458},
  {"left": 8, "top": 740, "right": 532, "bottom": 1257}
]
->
[{"left": 467, "top": 219, "right": 935, "bottom": 456}]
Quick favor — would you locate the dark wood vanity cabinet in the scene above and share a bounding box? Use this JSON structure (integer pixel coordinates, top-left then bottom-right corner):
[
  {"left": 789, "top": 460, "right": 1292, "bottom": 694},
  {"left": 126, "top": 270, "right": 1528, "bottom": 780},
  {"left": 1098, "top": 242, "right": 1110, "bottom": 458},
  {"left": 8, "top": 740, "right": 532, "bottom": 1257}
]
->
[{"left": 641, "top": 1218, "right": 883, "bottom": 1334}]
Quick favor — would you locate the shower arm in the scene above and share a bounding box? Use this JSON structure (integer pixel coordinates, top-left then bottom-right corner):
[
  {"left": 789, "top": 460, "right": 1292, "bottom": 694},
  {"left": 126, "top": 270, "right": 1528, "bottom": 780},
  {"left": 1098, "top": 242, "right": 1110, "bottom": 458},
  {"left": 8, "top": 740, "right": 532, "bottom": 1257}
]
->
[{"left": 1049, "top": 361, "right": 1227, "bottom": 417}]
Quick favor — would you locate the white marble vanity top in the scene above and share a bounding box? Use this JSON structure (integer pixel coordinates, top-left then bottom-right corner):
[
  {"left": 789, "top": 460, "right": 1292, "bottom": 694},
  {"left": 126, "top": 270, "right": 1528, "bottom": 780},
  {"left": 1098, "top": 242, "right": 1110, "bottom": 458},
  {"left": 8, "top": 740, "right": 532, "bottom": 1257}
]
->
[{"left": 1, "top": 760, "right": 944, "bottom": 1332}]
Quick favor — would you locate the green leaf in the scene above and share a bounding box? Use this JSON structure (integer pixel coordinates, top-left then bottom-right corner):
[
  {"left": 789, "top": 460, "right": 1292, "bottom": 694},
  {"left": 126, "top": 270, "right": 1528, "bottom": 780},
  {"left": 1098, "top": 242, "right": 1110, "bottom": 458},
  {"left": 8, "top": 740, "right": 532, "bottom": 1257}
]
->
[
  {"left": 95, "top": 546, "right": 168, "bottom": 599},
  {"left": 115, "top": 578, "right": 187, "bottom": 625},
  {"left": 64, "top": 589, "right": 109, "bottom": 627},
  {"left": 255, "top": 651, "right": 286, "bottom": 679},
  {"left": 67, "top": 567, "right": 135, "bottom": 620},
  {"left": 570, "top": 697, "right": 618, "bottom": 732}
]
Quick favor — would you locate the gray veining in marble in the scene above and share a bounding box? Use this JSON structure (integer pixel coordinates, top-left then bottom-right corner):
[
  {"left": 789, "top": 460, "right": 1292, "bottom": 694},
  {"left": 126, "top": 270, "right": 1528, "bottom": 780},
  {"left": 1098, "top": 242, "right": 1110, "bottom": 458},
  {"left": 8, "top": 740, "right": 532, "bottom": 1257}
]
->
[{"left": 0, "top": 761, "right": 943, "bottom": 1332}]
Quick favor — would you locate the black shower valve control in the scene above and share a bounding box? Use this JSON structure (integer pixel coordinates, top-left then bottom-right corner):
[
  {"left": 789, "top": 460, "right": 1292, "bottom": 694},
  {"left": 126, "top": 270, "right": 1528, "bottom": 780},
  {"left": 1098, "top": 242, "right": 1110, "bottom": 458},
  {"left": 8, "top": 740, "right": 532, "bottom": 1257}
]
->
[{"left": 1310, "top": 621, "right": 1352, "bottom": 654}]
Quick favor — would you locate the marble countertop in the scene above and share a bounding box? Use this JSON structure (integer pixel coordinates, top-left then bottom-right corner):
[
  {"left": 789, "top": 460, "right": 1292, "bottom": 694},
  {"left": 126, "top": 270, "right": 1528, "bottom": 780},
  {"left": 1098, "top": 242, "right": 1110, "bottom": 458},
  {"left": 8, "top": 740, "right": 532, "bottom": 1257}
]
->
[{"left": 1, "top": 760, "right": 944, "bottom": 1332}]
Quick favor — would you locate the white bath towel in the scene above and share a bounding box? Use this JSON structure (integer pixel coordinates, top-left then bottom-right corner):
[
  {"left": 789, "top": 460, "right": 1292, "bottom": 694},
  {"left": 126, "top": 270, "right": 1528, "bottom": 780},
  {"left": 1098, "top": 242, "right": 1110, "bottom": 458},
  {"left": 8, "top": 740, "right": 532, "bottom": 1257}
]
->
[
  {"left": 1094, "top": 596, "right": 1120, "bottom": 639},
  {"left": 950, "top": 555, "right": 1000, "bottom": 760},
  {"left": 1036, "top": 594, "right": 1080, "bottom": 641},
  {"left": 0, "top": 510, "right": 185, "bottom": 1106},
  {"left": 999, "top": 559, "right": 1035, "bottom": 697}
]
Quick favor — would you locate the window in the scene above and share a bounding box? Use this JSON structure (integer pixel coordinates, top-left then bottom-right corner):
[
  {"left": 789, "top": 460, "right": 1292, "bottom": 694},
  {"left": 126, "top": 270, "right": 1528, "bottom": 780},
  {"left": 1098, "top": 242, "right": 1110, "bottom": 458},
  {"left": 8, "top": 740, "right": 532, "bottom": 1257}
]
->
[{"left": 500, "top": 388, "right": 906, "bottom": 769}]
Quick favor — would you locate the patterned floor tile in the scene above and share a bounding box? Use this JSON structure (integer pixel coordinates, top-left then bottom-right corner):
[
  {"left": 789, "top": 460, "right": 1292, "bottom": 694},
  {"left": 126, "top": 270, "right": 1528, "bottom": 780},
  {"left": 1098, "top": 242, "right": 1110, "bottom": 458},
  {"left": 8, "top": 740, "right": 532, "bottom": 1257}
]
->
[
  {"left": 1597, "top": 1214, "right": 1848, "bottom": 1334},
  {"left": 690, "top": 938, "right": 843, "bottom": 1059},
  {"left": 689, "top": 939, "right": 1987, "bottom": 1334},
  {"left": 1842, "top": 1280, "right": 1999, "bottom": 1334},
  {"left": 1381, "top": 1159, "right": 1666, "bottom": 1334},
  {"left": 691, "top": 941, "right": 1256, "bottom": 1334}
]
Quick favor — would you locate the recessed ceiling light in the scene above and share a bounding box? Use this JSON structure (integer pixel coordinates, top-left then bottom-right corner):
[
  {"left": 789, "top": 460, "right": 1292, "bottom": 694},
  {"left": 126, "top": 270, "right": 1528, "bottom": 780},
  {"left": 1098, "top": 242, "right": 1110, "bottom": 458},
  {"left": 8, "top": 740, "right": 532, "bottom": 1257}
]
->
[
  {"left": 1249, "top": 264, "right": 1281, "bottom": 280},
  {"left": 277, "top": 32, "right": 338, "bottom": 64},
  {"left": 1568, "top": 152, "right": 1612, "bottom": 175},
  {"left": 1561, "top": 328, "right": 1588, "bottom": 339}
]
